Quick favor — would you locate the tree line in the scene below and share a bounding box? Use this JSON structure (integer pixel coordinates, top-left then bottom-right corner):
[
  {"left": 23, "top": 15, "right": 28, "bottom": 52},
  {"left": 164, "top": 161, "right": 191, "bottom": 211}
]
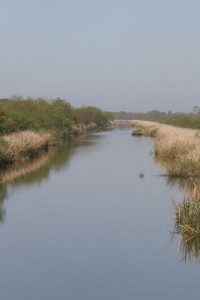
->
[
  {"left": 0, "top": 97, "right": 113, "bottom": 138},
  {"left": 112, "top": 109, "right": 200, "bottom": 129}
]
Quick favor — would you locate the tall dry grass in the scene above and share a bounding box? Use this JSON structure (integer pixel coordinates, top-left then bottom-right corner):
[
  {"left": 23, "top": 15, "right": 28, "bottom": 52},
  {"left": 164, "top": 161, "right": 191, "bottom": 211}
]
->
[
  {"left": 132, "top": 121, "right": 200, "bottom": 251},
  {"left": 0, "top": 130, "right": 52, "bottom": 162},
  {"left": 172, "top": 197, "right": 200, "bottom": 263},
  {"left": 131, "top": 120, "right": 160, "bottom": 137},
  {"left": 132, "top": 120, "right": 200, "bottom": 177}
]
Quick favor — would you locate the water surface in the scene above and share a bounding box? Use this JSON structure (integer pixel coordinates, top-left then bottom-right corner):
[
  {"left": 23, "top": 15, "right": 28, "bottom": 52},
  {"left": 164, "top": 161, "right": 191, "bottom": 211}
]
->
[{"left": 0, "top": 129, "right": 199, "bottom": 300}]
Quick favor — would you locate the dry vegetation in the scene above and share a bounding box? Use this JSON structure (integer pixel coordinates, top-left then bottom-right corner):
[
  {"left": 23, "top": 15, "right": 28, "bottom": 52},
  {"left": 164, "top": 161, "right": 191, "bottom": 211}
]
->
[
  {"left": 0, "top": 130, "right": 52, "bottom": 166},
  {"left": 4, "top": 131, "right": 52, "bottom": 160},
  {"left": 132, "top": 120, "right": 200, "bottom": 178},
  {"left": 132, "top": 120, "right": 200, "bottom": 245},
  {"left": 173, "top": 197, "right": 200, "bottom": 263},
  {"left": 0, "top": 97, "right": 113, "bottom": 168},
  {"left": 131, "top": 120, "right": 160, "bottom": 137}
]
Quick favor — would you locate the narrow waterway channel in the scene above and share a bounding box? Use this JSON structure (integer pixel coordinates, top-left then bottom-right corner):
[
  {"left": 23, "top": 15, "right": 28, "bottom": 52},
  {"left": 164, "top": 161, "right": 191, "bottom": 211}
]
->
[{"left": 0, "top": 128, "right": 200, "bottom": 300}]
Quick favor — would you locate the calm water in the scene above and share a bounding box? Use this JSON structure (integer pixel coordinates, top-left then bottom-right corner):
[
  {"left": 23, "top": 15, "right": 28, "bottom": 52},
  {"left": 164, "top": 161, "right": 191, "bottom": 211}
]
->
[{"left": 0, "top": 128, "right": 199, "bottom": 300}]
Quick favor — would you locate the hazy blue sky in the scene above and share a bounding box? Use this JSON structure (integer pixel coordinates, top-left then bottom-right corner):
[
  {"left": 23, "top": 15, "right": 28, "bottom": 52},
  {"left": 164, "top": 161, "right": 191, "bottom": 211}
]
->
[{"left": 1, "top": 0, "right": 200, "bottom": 112}]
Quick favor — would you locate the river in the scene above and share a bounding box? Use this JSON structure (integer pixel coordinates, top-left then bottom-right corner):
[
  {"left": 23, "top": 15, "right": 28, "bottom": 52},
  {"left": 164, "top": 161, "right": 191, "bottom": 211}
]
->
[{"left": 0, "top": 128, "right": 200, "bottom": 300}]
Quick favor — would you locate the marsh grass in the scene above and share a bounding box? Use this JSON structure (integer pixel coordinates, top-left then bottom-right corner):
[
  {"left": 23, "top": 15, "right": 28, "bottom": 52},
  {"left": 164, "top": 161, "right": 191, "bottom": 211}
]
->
[
  {"left": 1, "top": 131, "right": 52, "bottom": 163},
  {"left": 173, "top": 199, "right": 200, "bottom": 238},
  {"left": 172, "top": 198, "right": 200, "bottom": 262},
  {"left": 132, "top": 121, "right": 159, "bottom": 137},
  {"left": 132, "top": 121, "right": 200, "bottom": 259},
  {"left": 178, "top": 235, "right": 200, "bottom": 263},
  {"left": 132, "top": 120, "right": 200, "bottom": 178}
]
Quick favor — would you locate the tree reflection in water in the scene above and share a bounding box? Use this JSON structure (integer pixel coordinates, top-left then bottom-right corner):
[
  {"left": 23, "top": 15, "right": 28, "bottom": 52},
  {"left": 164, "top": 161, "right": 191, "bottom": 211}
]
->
[
  {"left": 0, "top": 184, "right": 7, "bottom": 223},
  {"left": 0, "top": 135, "right": 95, "bottom": 224}
]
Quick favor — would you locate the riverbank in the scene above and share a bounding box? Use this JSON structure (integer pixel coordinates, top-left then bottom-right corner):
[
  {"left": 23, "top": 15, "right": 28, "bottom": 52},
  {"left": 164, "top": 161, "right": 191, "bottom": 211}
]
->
[
  {"left": 0, "top": 130, "right": 52, "bottom": 166},
  {"left": 0, "top": 122, "right": 114, "bottom": 169},
  {"left": 0, "top": 97, "right": 114, "bottom": 168},
  {"left": 132, "top": 120, "right": 200, "bottom": 243},
  {"left": 132, "top": 120, "right": 200, "bottom": 178}
]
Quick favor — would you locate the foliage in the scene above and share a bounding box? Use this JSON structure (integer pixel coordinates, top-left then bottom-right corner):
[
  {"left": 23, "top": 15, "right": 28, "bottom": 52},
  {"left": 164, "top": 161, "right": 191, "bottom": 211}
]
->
[
  {"left": 0, "top": 137, "right": 9, "bottom": 166},
  {"left": 0, "top": 97, "right": 112, "bottom": 137},
  {"left": 0, "top": 97, "right": 112, "bottom": 168},
  {"left": 73, "top": 106, "right": 111, "bottom": 129}
]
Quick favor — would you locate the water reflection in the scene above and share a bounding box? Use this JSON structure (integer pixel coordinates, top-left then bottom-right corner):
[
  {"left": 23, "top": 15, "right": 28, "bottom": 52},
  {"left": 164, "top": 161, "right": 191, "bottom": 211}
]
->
[
  {"left": 0, "top": 135, "right": 95, "bottom": 186},
  {"left": 178, "top": 234, "right": 200, "bottom": 264},
  {"left": 3, "top": 128, "right": 200, "bottom": 298},
  {"left": 171, "top": 223, "right": 200, "bottom": 264},
  {"left": 167, "top": 176, "right": 200, "bottom": 199},
  {"left": 0, "top": 135, "right": 96, "bottom": 223},
  {"left": 0, "top": 184, "right": 7, "bottom": 223},
  {"left": 155, "top": 155, "right": 200, "bottom": 199},
  {"left": 0, "top": 149, "right": 55, "bottom": 186}
]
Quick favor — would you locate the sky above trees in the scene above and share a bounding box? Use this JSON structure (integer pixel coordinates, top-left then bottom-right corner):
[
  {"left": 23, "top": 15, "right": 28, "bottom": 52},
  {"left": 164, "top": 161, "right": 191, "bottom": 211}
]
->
[{"left": 1, "top": 0, "right": 200, "bottom": 112}]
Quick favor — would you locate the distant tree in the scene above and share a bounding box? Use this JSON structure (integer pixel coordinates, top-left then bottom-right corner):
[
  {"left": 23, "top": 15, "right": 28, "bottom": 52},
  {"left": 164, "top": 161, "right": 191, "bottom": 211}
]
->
[{"left": 192, "top": 106, "right": 199, "bottom": 114}]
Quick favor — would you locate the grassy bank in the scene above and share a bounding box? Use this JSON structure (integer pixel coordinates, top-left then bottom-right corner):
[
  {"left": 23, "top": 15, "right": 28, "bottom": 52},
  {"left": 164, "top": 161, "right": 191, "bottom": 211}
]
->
[
  {"left": 173, "top": 198, "right": 200, "bottom": 263},
  {"left": 1, "top": 131, "right": 52, "bottom": 163},
  {"left": 109, "top": 120, "right": 200, "bottom": 239},
  {"left": 132, "top": 120, "right": 200, "bottom": 178},
  {"left": 173, "top": 198, "right": 200, "bottom": 238},
  {"left": 0, "top": 97, "right": 113, "bottom": 167},
  {"left": 172, "top": 202, "right": 200, "bottom": 263},
  {"left": 131, "top": 120, "right": 200, "bottom": 255}
]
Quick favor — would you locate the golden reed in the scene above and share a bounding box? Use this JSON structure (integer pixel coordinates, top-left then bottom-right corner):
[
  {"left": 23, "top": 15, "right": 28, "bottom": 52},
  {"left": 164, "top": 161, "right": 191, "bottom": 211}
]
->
[{"left": 132, "top": 120, "right": 200, "bottom": 178}]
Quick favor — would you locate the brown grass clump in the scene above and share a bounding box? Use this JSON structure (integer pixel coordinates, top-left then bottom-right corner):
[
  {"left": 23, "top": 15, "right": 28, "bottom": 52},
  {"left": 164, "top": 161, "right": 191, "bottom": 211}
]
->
[
  {"left": 4, "top": 131, "right": 52, "bottom": 161},
  {"left": 171, "top": 198, "right": 200, "bottom": 263},
  {"left": 131, "top": 120, "right": 160, "bottom": 137},
  {"left": 132, "top": 120, "right": 200, "bottom": 178}
]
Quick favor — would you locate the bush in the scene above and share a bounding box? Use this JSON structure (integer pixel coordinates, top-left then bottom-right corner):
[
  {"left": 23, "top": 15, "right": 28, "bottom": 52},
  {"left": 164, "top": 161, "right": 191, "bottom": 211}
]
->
[{"left": 0, "top": 97, "right": 113, "bottom": 138}]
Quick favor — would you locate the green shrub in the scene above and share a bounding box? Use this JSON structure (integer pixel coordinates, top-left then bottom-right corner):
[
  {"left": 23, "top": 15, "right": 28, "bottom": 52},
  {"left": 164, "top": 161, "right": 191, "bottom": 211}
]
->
[
  {"left": 0, "top": 97, "right": 112, "bottom": 138},
  {"left": 0, "top": 137, "right": 9, "bottom": 166}
]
